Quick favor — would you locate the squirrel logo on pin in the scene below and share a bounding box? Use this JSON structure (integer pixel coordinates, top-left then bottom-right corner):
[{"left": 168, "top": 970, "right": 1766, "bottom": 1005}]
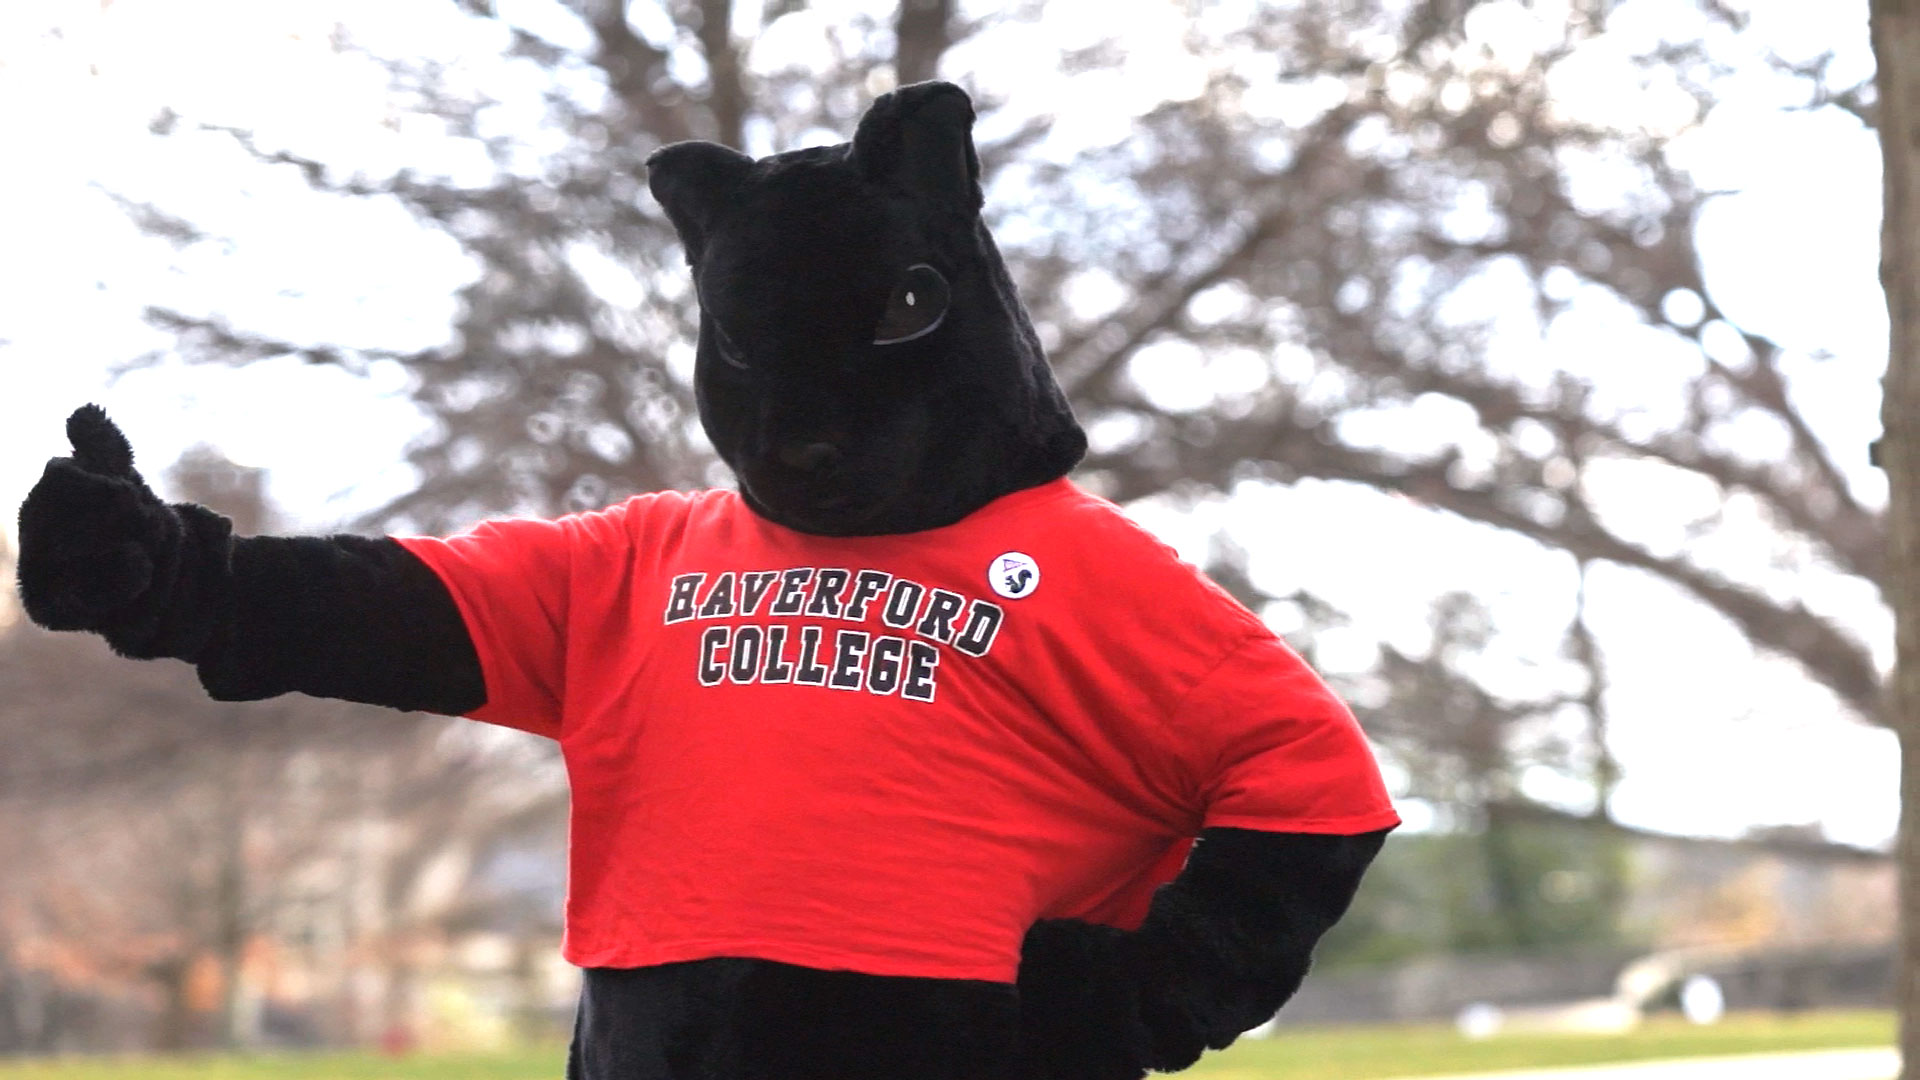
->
[{"left": 988, "top": 552, "right": 1039, "bottom": 600}]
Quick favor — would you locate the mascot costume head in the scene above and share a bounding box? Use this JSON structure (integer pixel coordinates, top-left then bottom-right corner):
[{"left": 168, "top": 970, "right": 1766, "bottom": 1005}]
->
[{"left": 648, "top": 81, "right": 1085, "bottom": 535}]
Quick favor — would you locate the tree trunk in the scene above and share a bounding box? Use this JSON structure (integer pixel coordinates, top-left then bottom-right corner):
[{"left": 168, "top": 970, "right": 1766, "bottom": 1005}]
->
[
  {"left": 1481, "top": 803, "right": 1539, "bottom": 948},
  {"left": 894, "top": 0, "right": 954, "bottom": 85},
  {"left": 1873, "top": 2, "right": 1920, "bottom": 1074},
  {"left": 694, "top": 0, "right": 745, "bottom": 149},
  {"left": 214, "top": 804, "right": 249, "bottom": 1049},
  {"left": 1904, "top": 728, "right": 1920, "bottom": 1076},
  {"left": 147, "top": 957, "right": 193, "bottom": 1052}
]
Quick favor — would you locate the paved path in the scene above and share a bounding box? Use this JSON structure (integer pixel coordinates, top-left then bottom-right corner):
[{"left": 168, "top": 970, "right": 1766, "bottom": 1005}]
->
[{"left": 1386, "top": 1046, "right": 1898, "bottom": 1080}]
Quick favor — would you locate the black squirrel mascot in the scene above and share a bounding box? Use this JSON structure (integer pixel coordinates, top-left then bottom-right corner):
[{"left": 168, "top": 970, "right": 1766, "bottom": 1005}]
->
[{"left": 17, "top": 82, "right": 1397, "bottom": 1080}]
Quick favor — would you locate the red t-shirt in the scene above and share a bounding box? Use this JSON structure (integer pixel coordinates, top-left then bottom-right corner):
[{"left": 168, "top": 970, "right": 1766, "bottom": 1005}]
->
[{"left": 396, "top": 478, "right": 1397, "bottom": 982}]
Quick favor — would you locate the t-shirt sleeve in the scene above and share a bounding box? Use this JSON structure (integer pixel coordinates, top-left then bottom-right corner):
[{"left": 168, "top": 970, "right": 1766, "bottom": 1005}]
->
[
  {"left": 1179, "top": 633, "right": 1400, "bottom": 834},
  {"left": 393, "top": 516, "right": 583, "bottom": 739}
]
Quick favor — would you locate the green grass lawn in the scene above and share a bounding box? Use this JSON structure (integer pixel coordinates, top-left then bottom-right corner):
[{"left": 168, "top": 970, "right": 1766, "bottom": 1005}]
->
[
  {"left": 1190, "top": 1009, "right": 1895, "bottom": 1079},
  {"left": 0, "top": 1010, "right": 1892, "bottom": 1079}
]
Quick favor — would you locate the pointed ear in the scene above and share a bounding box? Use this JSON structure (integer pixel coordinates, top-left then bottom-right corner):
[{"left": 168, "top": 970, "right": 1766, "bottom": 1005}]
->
[
  {"left": 852, "top": 81, "right": 982, "bottom": 214},
  {"left": 646, "top": 141, "right": 754, "bottom": 261}
]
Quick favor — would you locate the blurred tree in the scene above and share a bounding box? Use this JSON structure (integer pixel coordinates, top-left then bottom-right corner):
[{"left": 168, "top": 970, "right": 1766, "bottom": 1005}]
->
[
  {"left": 132, "top": 0, "right": 1879, "bottom": 795},
  {"left": 1359, "top": 592, "right": 1598, "bottom": 946},
  {"left": 1316, "top": 822, "right": 1635, "bottom": 970},
  {"left": 114, "top": 0, "right": 1884, "bottom": 986}
]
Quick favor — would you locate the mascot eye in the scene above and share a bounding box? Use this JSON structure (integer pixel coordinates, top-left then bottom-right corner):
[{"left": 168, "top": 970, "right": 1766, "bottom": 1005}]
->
[{"left": 873, "top": 264, "right": 950, "bottom": 345}]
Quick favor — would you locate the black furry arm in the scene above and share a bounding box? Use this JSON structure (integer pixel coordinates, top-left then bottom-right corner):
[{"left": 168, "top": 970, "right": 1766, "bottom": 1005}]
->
[
  {"left": 16, "top": 406, "right": 484, "bottom": 715},
  {"left": 52, "top": 515, "right": 483, "bottom": 715},
  {"left": 1017, "top": 826, "right": 1388, "bottom": 1080},
  {"left": 194, "top": 534, "right": 485, "bottom": 713}
]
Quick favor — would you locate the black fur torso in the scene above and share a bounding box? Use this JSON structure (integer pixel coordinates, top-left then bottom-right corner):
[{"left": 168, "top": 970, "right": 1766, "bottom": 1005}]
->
[{"left": 569, "top": 962, "right": 1023, "bottom": 1080}]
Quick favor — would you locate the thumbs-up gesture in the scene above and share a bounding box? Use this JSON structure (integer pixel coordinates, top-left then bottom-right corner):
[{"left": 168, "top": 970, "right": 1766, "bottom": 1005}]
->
[{"left": 16, "top": 405, "right": 187, "bottom": 637}]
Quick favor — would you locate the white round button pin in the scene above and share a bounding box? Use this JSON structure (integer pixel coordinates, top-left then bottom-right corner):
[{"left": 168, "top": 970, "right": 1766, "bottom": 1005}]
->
[{"left": 989, "top": 551, "right": 1040, "bottom": 599}]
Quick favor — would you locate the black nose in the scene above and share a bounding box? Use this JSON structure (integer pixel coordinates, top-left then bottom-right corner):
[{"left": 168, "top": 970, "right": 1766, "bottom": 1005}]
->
[{"left": 777, "top": 441, "right": 841, "bottom": 472}]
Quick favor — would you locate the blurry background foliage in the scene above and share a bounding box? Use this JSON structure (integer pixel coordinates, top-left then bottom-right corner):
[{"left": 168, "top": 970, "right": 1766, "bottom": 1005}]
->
[{"left": 0, "top": 0, "right": 1895, "bottom": 1057}]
